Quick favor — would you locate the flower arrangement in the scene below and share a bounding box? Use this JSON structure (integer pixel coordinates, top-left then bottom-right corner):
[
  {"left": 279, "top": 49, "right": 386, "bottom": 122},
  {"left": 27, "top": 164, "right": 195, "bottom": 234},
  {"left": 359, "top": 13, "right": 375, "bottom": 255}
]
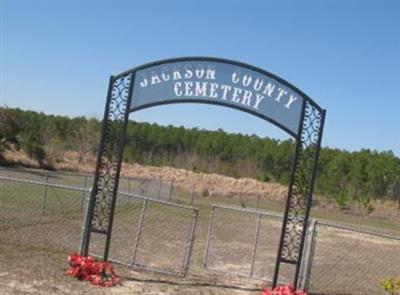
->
[
  {"left": 67, "top": 253, "right": 120, "bottom": 287},
  {"left": 261, "top": 285, "right": 307, "bottom": 295}
]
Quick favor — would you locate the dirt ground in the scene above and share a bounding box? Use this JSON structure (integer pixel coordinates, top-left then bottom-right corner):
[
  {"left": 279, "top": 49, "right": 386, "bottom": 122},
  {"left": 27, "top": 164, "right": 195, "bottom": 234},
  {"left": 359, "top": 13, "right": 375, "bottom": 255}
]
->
[{"left": 0, "top": 242, "right": 262, "bottom": 295}]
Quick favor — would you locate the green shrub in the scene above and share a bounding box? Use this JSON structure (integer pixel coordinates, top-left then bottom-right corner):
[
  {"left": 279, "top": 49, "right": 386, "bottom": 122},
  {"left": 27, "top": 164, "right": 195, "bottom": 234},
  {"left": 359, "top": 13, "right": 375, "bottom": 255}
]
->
[
  {"left": 381, "top": 276, "right": 400, "bottom": 294},
  {"left": 335, "top": 193, "right": 349, "bottom": 209},
  {"left": 354, "top": 195, "right": 375, "bottom": 215},
  {"left": 257, "top": 173, "right": 270, "bottom": 182},
  {"left": 23, "top": 141, "right": 46, "bottom": 162}
]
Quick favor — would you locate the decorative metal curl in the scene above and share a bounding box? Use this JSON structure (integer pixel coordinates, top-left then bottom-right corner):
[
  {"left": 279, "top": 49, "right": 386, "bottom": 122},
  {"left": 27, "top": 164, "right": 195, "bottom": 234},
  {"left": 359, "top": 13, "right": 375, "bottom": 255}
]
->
[
  {"left": 89, "top": 74, "right": 132, "bottom": 233},
  {"left": 274, "top": 100, "right": 325, "bottom": 288},
  {"left": 280, "top": 101, "right": 322, "bottom": 262}
]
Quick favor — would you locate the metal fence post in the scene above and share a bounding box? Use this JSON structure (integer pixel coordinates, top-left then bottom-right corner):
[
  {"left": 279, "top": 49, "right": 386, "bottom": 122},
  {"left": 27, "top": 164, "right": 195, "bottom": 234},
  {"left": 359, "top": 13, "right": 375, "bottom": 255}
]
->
[
  {"left": 79, "top": 188, "right": 91, "bottom": 252},
  {"left": 249, "top": 213, "right": 262, "bottom": 277},
  {"left": 158, "top": 177, "right": 162, "bottom": 198},
  {"left": 298, "top": 219, "right": 317, "bottom": 290},
  {"left": 303, "top": 220, "right": 317, "bottom": 291},
  {"left": 168, "top": 179, "right": 174, "bottom": 202},
  {"left": 0, "top": 178, "right": 4, "bottom": 211},
  {"left": 41, "top": 172, "right": 49, "bottom": 215},
  {"left": 81, "top": 175, "right": 87, "bottom": 210},
  {"left": 180, "top": 208, "right": 199, "bottom": 277},
  {"left": 397, "top": 194, "right": 400, "bottom": 210},
  {"left": 190, "top": 184, "right": 195, "bottom": 205},
  {"left": 131, "top": 199, "right": 148, "bottom": 265},
  {"left": 145, "top": 179, "right": 149, "bottom": 196},
  {"left": 203, "top": 205, "right": 216, "bottom": 268}
]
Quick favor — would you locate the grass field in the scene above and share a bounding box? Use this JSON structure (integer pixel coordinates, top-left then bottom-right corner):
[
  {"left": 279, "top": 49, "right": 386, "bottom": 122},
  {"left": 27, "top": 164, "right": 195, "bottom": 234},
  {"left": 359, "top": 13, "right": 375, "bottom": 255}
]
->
[{"left": 1, "top": 167, "right": 400, "bottom": 294}]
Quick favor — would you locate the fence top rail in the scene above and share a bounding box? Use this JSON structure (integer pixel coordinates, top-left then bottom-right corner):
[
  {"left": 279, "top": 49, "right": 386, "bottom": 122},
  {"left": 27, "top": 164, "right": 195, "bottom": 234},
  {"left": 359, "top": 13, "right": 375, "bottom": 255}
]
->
[
  {"left": 315, "top": 219, "right": 400, "bottom": 241},
  {"left": 212, "top": 203, "right": 284, "bottom": 218},
  {"left": 0, "top": 175, "right": 90, "bottom": 193},
  {"left": 0, "top": 166, "right": 174, "bottom": 183},
  {"left": 119, "top": 192, "right": 198, "bottom": 212}
]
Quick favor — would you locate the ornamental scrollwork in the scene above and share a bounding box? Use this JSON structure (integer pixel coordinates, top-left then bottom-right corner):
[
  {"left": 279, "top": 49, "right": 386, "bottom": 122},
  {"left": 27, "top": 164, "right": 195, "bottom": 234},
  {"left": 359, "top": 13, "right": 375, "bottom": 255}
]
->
[
  {"left": 280, "top": 101, "right": 323, "bottom": 262},
  {"left": 90, "top": 74, "right": 132, "bottom": 232}
]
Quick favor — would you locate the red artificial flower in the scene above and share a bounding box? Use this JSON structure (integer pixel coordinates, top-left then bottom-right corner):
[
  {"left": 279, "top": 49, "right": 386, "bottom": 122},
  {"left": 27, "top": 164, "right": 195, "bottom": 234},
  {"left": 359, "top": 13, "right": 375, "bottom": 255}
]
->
[
  {"left": 67, "top": 253, "right": 120, "bottom": 287},
  {"left": 67, "top": 266, "right": 80, "bottom": 277},
  {"left": 261, "top": 285, "right": 307, "bottom": 295},
  {"left": 68, "top": 252, "right": 83, "bottom": 267}
]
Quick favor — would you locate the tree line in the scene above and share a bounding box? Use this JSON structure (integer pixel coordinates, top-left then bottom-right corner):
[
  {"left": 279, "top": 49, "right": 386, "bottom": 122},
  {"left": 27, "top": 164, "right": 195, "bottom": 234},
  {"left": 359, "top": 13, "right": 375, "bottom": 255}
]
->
[{"left": 1, "top": 107, "right": 399, "bottom": 206}]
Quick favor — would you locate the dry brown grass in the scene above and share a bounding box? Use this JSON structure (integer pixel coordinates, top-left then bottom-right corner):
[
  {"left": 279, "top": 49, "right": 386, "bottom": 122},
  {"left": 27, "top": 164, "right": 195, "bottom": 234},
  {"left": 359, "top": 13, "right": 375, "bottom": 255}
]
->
[
  {"left": 2, "top": 146, "right": 400, "bottom": 224},
  {"left": 2, "top": 147, "right": 288, "bottom": 202}
]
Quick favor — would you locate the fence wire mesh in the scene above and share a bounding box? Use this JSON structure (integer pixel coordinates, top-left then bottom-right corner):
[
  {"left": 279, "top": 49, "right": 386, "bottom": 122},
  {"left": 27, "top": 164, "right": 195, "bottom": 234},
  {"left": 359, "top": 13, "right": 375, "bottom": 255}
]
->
[
  {"left": 203, "top": 204, "right": 292, "bottom": 284},
  {"left": 89, "top": 192, "right": 198, "bottom": 277},
  {"left": 0, "top": 175, "right": 87, "bottom": 249},
  {"left": 2, "top": 167, "right": 400, "bottom": 294},
  {"left": 307, "top": 221, "right": 400, "bottom": 295},
  {"left": 0, "top": 167, "right": 173, "bottom": 200},
  {"left": 0, "top": 174, "right": 89, "bottom": 291}
]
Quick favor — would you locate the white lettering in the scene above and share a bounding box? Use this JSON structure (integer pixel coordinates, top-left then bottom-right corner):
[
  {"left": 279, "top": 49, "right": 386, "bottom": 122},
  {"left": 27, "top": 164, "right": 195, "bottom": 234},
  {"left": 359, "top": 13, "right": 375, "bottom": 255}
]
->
[
  {"left": 232, "top": 87, "right": 242, "bottom": 102},
  {"left": 195, "top": 66, "right": 205, "bottom": 79},
  {"left": 220, "top": 84, "right": 232, "bottom": 100},
  {"left": 254, "top": 94, "right": 265, "bottom": 109},
  {"left": 232, "top": 72, "right": 240, "bottom": 84},
  {"left": 151, "top": 73, "right": 162, "bottom": 85},
  {"left": 194, "top": 82, "right": 207, "bottom": 97},
  {"left": 253, "top": 78, "right": 263, "bottom": 91},
  {"left": 140, "top": 77, "right": 148, "bottom": 88},
  {"left": 161, "top": 72, "right": 170, "bottom": 82},
  {"left": 263, "top": 83, "right": 275, "bottom": 97},
  {"left": 184, "top": 82, "right": 193, "bottom": 96},
  {"left": 173, "top": 70, "right": 182, "bottom": 80},
  {"left": 285, "top": 95, "right": 298, "bottom": 109},
  {"left": 206, "top": 67, "right": 216, "bottom": 80},
  {"left": 209, "top": 83, "right": 219, "bottom": 98},
  {"left": 184, "top": 65, "right": 193, "bottom": 79},
  {"left": 174, "top": 82, "right": 183, "bottom": 96},
  {"left": 242, "top": 74, "right": 252, "bottom": 87},
  {"left": 242, "top": 90, "right": 252, "bottom": 106},
  {"left": 275, "top": 88, "right": 287, "bottom": 102}
]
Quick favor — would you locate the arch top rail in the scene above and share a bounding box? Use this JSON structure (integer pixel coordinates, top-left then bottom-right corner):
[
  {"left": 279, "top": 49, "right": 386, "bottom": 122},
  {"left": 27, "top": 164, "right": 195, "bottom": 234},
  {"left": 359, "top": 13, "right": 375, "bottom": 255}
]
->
[
  {"left": 113, "top": 57, "right": 324, "bottom": 114},
  {"left": 111, "top": 57, "right": 324, "bottom": 137}
]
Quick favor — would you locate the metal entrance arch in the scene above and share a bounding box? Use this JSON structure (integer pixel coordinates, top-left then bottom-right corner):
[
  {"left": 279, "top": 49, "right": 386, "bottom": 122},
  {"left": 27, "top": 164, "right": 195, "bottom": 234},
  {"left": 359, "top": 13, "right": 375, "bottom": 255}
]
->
[{"left": 80, "top": 57, "right": 326, "bottom": 288}]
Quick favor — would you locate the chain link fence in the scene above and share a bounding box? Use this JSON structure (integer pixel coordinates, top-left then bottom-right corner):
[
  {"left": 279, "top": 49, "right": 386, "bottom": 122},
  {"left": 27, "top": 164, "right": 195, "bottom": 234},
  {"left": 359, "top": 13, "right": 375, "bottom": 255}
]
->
[
  {"left": 0, "top": 175, "right": 87, "bottom": 248},
  {"left": 0, "top": 167, "right": 173, "bottom": 200},
  {"left": 306, "top": 220, "right": 400, "bottom": 294},
  {"left": 203, "top": 205, "right": 288, "bottom": 282},
  {"left": 170, "top": 182, "right": 281, "bottom": 213},
  {"left": 89, "top": 192, "right": 199, "bottom": 277},
  {"left": 1, "top": 167, "right": 400, "bottom": 294},
  {"left": 0, "top": 169, "right": 198, "bottom": 280},
  {"left": 0, "top": 173, "right": 90, "bottom": 291}
]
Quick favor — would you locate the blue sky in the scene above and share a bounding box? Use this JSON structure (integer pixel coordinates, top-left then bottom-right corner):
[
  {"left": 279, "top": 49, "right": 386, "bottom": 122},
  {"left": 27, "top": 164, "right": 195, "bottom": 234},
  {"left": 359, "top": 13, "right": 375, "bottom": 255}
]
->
[{"left": 1, "top": 1, "right": 399, "bottom": 156}]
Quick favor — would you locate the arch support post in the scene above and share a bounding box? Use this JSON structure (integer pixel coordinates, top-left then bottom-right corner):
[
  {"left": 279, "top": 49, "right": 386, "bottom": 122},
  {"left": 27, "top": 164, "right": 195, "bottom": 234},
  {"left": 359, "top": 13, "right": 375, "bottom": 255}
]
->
[
  {"left": 80, "top": 73, "right": 134, "bottom": 260},
  {"left": 273, "top": 101, "right": 326, "bottom": 288}
]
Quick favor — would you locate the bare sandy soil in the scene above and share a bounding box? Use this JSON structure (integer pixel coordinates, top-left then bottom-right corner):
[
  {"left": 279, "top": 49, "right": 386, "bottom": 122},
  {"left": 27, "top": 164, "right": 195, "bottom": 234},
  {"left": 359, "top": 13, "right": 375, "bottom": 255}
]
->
[{"left": 0, "top": 242, "right": 261, "bottom": 295}]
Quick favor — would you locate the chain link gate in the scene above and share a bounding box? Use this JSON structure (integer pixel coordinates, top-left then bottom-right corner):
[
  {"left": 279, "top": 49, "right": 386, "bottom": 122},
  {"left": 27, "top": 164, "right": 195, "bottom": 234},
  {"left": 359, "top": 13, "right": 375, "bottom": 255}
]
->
[
  {"left": 203, "top": 204, "right": 317, "bottom": 286},
  {"left": 203, "top": 205, "right": 282, "bottom": 280},
  {"left": 89, "top": 192, "right": 199, "bottom": 277}
]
